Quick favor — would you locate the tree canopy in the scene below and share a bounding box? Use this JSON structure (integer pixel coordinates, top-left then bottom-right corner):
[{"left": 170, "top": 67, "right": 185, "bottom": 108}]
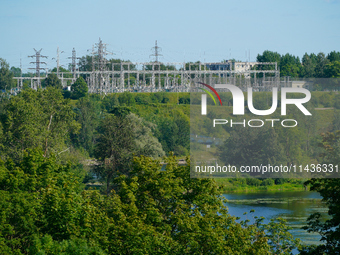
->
[
  {"left": 71, "top": 76, "right": 88, "bottom": 99},
  {"left": 0, "top": 150, "right": 300, "bottom": 254},
  {"left": 0, "top": 58, "right": 14, "bottom": 90},
  {"left": 44, "top": 73, "right": 62, "bottom": 89}
]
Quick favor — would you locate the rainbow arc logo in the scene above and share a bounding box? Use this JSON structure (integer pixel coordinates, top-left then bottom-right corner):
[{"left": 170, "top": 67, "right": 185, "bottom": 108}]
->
[{"left": 197, "top": 82, "right": 223, "bottom": 106}]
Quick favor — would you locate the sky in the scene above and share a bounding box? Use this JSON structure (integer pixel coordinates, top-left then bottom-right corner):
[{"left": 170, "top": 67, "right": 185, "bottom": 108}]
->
[{"left": 1, "top": 0, "right": 340, "bottom": 73}]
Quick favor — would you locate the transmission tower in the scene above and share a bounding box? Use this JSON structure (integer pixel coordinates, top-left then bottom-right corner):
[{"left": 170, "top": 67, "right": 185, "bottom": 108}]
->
[
  {"left": 68, "top": 48, "right": 80, "bottom": 78},
  {"left": 91, "top": 38, "right": 113, "bottom": 71},
  {"left": 90, "top": 38, "right": 113, "bottom": 93},
  {"left": 28, "top": 48, "right": 47, "bottom": 87},
  {"left": 150, "top": 40, "right": 162, "bottom": 62}
]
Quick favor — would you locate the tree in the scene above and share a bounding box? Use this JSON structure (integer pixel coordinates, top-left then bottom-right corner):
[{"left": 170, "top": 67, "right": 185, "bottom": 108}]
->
[
  {"left": 71, "top": 76, "right": 88, "bottom": 99},
  {"left": 0, "top": 87, "right": 80, "bottom": 162},
  {"left": 280, "top": 53, "right": 302, "bottom": 77},
  {"left": 156, "top": 111, "right": 190, "bottom": 156},
  {"left": 78, "top": 55, "right": 96, "bottom": 72},
  {"left": 94, "top": 114, "right": 135, "bottom": 194},
  {"left": 302, "top": 131, "right": 340, "bottom": 254},
  {"left": 94, "top": 113, "right": 165, "bottom": 194},
  {"left": 0, "top": 150, "right": 108, "bottom": 253},
  {"left": 325, "top": 61, "right": 340, "bottom": 78},
  {"left": 257, "top": 50, "right": 281, "bottom": 64},
  {"left": 218, "top": 127, "right": 286, "bottom": 169},
  {"left": 44, "top": 73, "right": 62, "bottom": 89},
  {"left": 315, "top": 52, "right": 330, "bottom": 78},
  {"left": 0, "top": 58, "right": 14, "bottom": 90},
  {"left": 71, "top": 96, "right": 101, "bottom": 156},
  {"left": 126, "top": 113, "right": 165, "bottom": 158},
  {"left": 256, "top": 51, "right": 281, "bottom": 77},
  {"left": 101, "top": 93, "right": 120, "bottom": 113},
  {"left": 118, "top": 91, "right": 135, "bottom": 106},
  {"left": 327, "top": 51, "right": 340, "bottom": 63},
  {"left": 10, "top": 66, "right": 21, "bottom": 77},
  {"left": 302, "top": 53, "right": 317, "bottom": 78}
]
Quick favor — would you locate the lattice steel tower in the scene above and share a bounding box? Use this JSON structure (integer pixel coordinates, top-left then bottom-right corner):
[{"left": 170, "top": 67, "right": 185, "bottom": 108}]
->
[
  {"left": 28, "top": 48, "right": 47, "bottom": 87},
  {"left": 68, "top": 48, "right": 80, "bottom": 79},
  {"left": 90, "top": 38, "right": 113, "bottom": 92},
  {"left": 150, "top": 40, "right": 162, "bottom": 62}
]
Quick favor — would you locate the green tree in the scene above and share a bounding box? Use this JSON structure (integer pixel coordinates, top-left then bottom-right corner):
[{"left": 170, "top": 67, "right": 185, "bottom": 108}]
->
[
  {"left": 0, "top": 88, "right": 80, "bottom": 162},
  {"left": 257, "top": 50, "right": 281, "bottom": 64},
  {"left": 301, "top": 53, "right": 317, "bottom": 78},
  {"left": 0, "top": 150, "right": 108, "bottom": 254},
  {"left": 302, "top": 131, "right": 340, "bottom": 254},
  {"left": 156, "top": 111, "right": 190, "bottom": 156},
  {"left": 78, "top": 55, "right": 96, "bottom": 72},
  {"left": 94, "top": 114, "right": 135, "bottom": 194},
  {"left": 126, "top": 113, "right": 165, "bottom": 158},
  {"left": 256, "top": 51, "right": 281, "bottom": 77},
  {"left": 0, "top": 58, "right": 14, "bottom": 90},
  {"left": 71, "top": 96, "right": 101, "bottom": 156},
  {"left": 101, "top": 93, "right": 120, "bottom": 112},
  {"left": 327, "top": 51, "right": 340, "bottom": 62},
  {"left": 10, "top": 66, "right": 21, "bottom": 77},
  {"left": 71, "top": 76, "right": 88, "bottom": 99},
  {"left": 44, "top": 73, "right": 62, "bottom": 89},
  {"left": 325, "top": 61, "right": 340, "bottom": 78},
  {"left": 94, "top": 113, "right": 164, "bottom": 194},
  {"left": 218, "top": 127, "right": 286, "bottom": 169},
  {"left": 280, "top": 53, "right": 302, "bottom": 77},
  {"left": 118, "top": 91, "right": 135, "bottom": 106},
  {"left": 315, "top": 52, "right": 330, "bottom": 78}
]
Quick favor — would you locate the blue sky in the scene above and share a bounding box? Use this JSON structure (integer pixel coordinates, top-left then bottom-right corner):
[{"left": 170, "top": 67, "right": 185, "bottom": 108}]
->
[{"left": 1, "top": 0, "right": 339, "bottom": 72}]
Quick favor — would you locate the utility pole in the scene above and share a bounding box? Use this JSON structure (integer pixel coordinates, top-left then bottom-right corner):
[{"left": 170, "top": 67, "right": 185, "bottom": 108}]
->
[
  {"left": 28, "top": 48, "right": 47, "bottom": 87},
  {"left": 56, "top": 46, "right": 64, "bottom": 77},
  {"left": 20, "top": 58, "right": 23, "bottom": 87},
  {"left": 150, "top": 40, "right": 162, "bottom": 63}
]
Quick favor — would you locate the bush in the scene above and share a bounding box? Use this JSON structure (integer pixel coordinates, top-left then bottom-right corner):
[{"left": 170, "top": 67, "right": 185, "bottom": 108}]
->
[{"left": 261, "top": 178, "right": 274, "bottom": 186}]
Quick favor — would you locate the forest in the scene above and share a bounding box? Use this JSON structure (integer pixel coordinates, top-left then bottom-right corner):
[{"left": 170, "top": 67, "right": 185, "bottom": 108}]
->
[{"left": 0, "top": 50, "right": 340, "bottom": 254}]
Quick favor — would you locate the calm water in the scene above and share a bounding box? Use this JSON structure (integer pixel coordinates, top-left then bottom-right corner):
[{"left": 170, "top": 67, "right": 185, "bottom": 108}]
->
[{"left": 223, "top": 191, "right": 328, "bottom": 246}]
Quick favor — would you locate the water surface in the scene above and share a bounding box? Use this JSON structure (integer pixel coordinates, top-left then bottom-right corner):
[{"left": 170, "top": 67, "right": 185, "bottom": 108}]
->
[{"left": 224, "top": 191, "right": 328, "bottom": 246}]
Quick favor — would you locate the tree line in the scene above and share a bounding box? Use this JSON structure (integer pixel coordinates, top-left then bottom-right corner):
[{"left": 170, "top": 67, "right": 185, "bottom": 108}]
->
[{"left": 256, "top": 50, "right": 340, "bottom": 78}]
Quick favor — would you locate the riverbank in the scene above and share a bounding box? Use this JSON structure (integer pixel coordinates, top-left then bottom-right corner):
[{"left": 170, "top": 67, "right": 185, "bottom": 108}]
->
[{"left": 215, "top": 178, "right": 308, "bottom": 193}]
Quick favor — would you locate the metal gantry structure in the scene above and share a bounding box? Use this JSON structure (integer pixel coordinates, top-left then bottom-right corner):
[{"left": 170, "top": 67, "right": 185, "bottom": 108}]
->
[
  {"left": 13, "top": 39, "right": 282, "bottom": 94},
  {"left": 83, "top": 61, "right": 280, "bottom": 94}
]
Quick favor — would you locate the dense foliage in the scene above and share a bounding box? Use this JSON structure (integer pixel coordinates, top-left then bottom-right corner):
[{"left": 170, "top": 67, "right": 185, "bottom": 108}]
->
[
  {"left": 256, "top": 50, "right": 340, "bottom": 79},
  {"left": 0, "top": 150, "right": 300, "bottom": 254}
]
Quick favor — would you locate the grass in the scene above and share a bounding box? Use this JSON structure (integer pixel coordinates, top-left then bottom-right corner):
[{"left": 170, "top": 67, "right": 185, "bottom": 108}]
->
[{"left": 214, "top": 178, "right": 308, "bottom": 193}]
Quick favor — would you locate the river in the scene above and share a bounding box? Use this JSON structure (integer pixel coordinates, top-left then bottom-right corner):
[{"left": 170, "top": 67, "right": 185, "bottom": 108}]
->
[{"left": 223, "top": 191, "right": 328, "bottom": 247}]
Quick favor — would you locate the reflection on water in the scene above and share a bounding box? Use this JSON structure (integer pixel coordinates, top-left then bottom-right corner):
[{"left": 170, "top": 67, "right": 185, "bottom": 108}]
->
[{"left": 223, "top": 191, "right": 328, "bottom": 246}]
